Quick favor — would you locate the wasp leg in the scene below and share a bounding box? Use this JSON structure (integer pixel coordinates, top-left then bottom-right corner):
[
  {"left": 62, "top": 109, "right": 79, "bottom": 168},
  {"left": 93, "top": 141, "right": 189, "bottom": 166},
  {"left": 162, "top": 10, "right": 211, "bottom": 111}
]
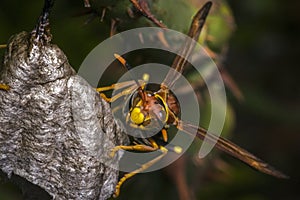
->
[
  {"left": 161, "top": 128, "right": 168, "bottom": 142},
  {"left": 96, "top": 84, "right": 117, "bottom": 93},
  {"left": 113, "top": 145, "right": 168, "bottom": 198},
  {"left": 0, "top": 44, "right": 7, "bottom": 49},
  {"left": 99, "top": 85, "right": 135, "bottom": 103},
  {"left": 110, "top": 144, "right": 157, "bottom": 158},
  {"left": 0, "top": 84, "right": 10, "bottom": 91},
  {"left": 96, "top": 80, "right": 139, "bottom": 93},
  {"left": 110, "top": 138, "right": 159, "bottom": 157},
  {"left": 98, "top": 93, "right": 110, "bottom": 102},
  {"left": 97, "top": 83, "right": 138, "bottom": 103}
]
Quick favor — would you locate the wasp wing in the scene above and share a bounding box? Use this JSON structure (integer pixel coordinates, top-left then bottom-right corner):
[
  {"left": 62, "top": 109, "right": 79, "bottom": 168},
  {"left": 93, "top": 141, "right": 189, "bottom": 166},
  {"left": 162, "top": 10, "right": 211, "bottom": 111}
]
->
[
  {"left": 162, "top": 2, "right": 212, "bottom": 89},
  {"left": 177, "top": 120, "right": 288, "bottom": 179}
]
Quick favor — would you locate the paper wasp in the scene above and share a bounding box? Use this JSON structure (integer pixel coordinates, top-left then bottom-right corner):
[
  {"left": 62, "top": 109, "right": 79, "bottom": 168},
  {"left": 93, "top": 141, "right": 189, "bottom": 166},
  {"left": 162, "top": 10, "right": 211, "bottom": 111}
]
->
[{"left": 97, "top": 1, "right": 288, "bottom": 198}]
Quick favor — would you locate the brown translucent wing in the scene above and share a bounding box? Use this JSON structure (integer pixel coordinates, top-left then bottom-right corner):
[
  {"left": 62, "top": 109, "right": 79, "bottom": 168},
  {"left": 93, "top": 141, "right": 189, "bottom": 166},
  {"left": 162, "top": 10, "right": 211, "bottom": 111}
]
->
[
  {"left": 162, "top": 1, "right": 212, "bottom": 88},
  {"left": 177, "top": 120, "right": 289, "bottom": 179}
]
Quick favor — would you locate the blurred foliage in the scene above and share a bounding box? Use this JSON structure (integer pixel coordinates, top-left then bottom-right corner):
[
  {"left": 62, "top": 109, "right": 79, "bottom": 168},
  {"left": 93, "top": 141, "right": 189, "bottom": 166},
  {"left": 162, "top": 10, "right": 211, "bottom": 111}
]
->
[
  {"left": 0, "top": 179, "right": 22, "bottom": 200},
  {"left": 0, "top": 0, "right": 299, "bottom": 200}
]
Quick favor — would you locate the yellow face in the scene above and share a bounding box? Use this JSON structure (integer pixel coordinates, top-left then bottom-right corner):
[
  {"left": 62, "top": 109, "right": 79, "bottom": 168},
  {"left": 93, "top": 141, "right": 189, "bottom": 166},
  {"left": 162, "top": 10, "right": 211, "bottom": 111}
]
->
[
  {"left": 128, "top": 91, "right": 168, "bottom": 129},
  {"left": 130, "top": 107, "right": 145, "bottom": 125}
]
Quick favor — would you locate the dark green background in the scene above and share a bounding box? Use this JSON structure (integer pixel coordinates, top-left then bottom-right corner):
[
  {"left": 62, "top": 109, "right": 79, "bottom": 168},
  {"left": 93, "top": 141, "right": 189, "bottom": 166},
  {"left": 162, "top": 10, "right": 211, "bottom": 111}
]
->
[{"left": 0, "top": 0, "right": 299, "bottom": 199}]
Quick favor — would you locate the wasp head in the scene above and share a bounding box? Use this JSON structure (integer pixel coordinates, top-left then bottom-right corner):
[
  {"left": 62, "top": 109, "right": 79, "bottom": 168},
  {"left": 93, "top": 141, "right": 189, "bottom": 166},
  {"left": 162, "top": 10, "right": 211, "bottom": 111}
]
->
[{"left": 128, "top": 89, "right": 168, "bottom": 130}]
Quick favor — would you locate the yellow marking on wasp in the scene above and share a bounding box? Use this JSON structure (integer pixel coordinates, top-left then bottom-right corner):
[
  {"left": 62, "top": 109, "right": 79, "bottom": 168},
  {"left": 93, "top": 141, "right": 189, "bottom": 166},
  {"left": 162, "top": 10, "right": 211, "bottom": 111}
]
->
[
  {"left": 99, "top": 93, "right": 111, "bottom": 102},
  {"left": 130, "top": 107, "right": 145, "bottom": 125},
  {"left": 148, "top": 138, "right": 159, "bottom": 149},
  {"left": 142, "top": 73, "right": 149, "bottom": 82},
  {"left": 154, "top": 94, "right": 169, "bottom": 123},
  {"left": 96, "top": 84, "right": 116, "bottom": 92},
  {"left": 174, "top": 146, "right": 183, "bottom": 154},
  {"left": 110, "top": 144, "right": 158, "bottom": 158},
  {"left": 0, "top": 44, "right": 7, "bottom": 49}
]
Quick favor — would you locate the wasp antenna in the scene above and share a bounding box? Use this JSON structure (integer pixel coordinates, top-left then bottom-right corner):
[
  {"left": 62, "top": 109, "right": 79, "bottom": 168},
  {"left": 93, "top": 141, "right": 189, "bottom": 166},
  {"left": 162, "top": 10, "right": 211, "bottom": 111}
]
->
[
  {"left": 114, "top": 53, "right": 143, "bottom": 88},
  {"left": 32, "top": 0, "right": 55, "bottom": 43},
  {"left": 114, "top": 53, "right": 135, "bottom": 71},
  {"left": 114, "top": 53, "right": 127, "bottom": 67}
]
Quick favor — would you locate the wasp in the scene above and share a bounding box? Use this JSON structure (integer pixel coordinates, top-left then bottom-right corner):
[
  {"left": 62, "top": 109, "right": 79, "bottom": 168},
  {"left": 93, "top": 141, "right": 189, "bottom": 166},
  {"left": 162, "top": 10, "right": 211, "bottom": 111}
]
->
[{"left": 97, "top": 1, "right": 288, "bottom": 198}]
